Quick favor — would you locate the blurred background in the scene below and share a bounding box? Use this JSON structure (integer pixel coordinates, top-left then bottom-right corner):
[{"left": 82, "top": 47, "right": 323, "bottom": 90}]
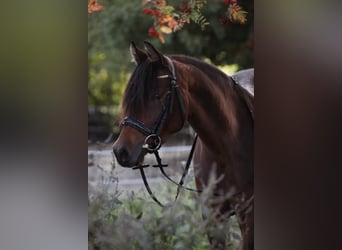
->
[{"left": 1, "top": 0, "right": 341, "bottom": 249}]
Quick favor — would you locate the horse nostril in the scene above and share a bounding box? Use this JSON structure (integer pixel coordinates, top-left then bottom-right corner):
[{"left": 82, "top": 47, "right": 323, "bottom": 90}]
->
[{"left": 113, "top": 146, "right": 130, "bottom": 166}]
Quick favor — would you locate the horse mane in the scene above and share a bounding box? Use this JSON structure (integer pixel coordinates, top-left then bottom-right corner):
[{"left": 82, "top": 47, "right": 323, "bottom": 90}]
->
[
  {"left": 171, "top": 55, "right": 233, "bottom": 88},
  {"left": 170, "top": 55, "right": 254, "bottom": 123},
  {"left": 121, "top": 54, "right": 234, "bottom": 121}
]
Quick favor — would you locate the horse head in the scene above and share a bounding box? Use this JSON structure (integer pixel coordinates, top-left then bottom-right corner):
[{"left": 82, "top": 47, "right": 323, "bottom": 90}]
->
[{"left": 113, "top": 42, "right": 187, "bottom": 167}]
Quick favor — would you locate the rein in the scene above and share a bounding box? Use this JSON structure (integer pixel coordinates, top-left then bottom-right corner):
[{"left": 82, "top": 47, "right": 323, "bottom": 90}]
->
[{"left": 132, "top": 134, "right": 199, "bottom": 207}]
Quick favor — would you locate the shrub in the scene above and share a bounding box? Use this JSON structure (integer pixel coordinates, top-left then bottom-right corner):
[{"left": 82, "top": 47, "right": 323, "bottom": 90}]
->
[{"left": 88, "top": 177, "right": 241, "bottom": 249}]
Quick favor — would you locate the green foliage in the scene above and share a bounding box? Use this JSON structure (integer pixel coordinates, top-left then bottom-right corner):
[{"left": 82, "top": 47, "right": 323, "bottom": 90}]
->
[
  {"left": 188, "top": 0, "right": 209, "bottom": 30},
  {"left": 162, "top": 5, "right": 175, "bottom": 15},
  {"left": 89, "top": 180, "right": 241, "bottom": 249},
  {"left": 190, "top": 11, "right": 209, "bottom": 30},
  {"left": 88, "top": 0, "right": 152, "bottom": 109}
]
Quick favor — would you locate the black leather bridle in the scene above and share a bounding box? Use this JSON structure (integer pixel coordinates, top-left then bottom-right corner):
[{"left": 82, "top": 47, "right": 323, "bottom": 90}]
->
[
  {"left": 120, "top": 56, "right": 198, "bottom": 206},
  {"left": 121, "top": 56, "right": 186, "bottom": 153}
]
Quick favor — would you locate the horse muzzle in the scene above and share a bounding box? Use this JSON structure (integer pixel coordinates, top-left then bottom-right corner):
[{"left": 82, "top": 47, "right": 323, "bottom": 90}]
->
[{"left": 113, "top": 142, "right": 145, "bottom": 168}]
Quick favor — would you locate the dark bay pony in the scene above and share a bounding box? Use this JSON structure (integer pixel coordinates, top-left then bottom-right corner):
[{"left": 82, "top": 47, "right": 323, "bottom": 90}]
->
[{"left": 113, "top": 41, "right": 254, "bottom": 249}]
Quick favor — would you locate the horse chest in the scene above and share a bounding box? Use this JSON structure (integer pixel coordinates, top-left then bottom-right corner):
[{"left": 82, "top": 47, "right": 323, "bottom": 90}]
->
[{"left": 193, "top": 140, "right": 239, "bottom": 189}]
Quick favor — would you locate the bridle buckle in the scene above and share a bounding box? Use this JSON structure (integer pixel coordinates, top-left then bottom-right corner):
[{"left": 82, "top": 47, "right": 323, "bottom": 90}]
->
[{"left": 142, "top": 134, "right": 161, "bottom": 153}]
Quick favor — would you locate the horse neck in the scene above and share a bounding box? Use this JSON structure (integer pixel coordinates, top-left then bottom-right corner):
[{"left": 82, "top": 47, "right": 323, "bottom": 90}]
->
[{"left": 178, "top": 62, "right": 251, "bottom": 154}]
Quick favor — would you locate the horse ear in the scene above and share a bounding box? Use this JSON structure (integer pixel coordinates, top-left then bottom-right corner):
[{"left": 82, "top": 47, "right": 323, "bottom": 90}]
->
[
  {"left": 143, "top": 41, "right": 168, "bottom": 65},
  {"left": 130, "top": 42, "right": 147, "bottom": 65}
]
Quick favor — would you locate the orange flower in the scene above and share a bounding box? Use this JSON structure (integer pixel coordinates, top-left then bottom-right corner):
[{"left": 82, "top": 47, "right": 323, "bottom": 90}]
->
[
  {"left": 88, "top": 0, "right": 104, "bottom": 14},
  {"left": 167, "top": 18, "right": 179, "bottom": 29},
  {"left": 154, "top": 0, "right": 166, "bottom": 8},
  {"left": 158, "top": 16, "right": 177, "bottom": 29}
]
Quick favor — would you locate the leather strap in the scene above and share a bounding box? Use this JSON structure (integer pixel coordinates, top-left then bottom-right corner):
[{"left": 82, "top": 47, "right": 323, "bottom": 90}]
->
[{"left": 121, "top": 117, "right": 153, "bottom": 136}]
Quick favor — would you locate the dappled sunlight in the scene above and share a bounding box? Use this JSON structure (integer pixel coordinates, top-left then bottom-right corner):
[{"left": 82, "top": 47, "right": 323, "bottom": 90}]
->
[{"left": 218, "top": 64, "right": 239, "bottom": 76}]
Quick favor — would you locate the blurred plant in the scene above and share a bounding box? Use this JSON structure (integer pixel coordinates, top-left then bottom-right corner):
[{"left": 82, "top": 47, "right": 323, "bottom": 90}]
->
[
  {"left": 220, "top": 0, "right": 248, "bottom": 25},
  {"left": 141, "top": 0, "right": 247, "bottom": 43},
  {"left": 88, "top": 178, "right": 241, "bottom": 249},
  {"left": 88, "top": 0, "right": 104, "bottom": 14},
  {"left": 88, "top": 0, "right": 248, "bottom": 43},
  {"left": 141, "top": 0, "right": 209, "bottom": 43}
]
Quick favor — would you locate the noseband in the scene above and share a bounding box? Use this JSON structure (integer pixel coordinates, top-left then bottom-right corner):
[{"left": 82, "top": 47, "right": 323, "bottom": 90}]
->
[{"left": 121, "top": 56, "right": 186, "bottom": 152}]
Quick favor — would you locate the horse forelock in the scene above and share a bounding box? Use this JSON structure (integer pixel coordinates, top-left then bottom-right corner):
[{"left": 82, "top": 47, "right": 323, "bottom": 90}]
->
[{"left": 120, "top": 60, "right": 161, "bottom": 121}]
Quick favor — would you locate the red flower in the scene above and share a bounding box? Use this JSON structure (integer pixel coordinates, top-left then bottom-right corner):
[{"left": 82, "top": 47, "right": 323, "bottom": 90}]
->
[
  {"left": 222, "top": 0, "right": 231, "bottom": 5},
  {"left": 179, "top": 3, "right": 187, "bottom": 10},
  {"left": 143, "top": 8, "right": 160, "bottom": 16},
  {"left": 148, "top": 27, "right": 160, "bottom": 38},
  {"left": 178, "top": 2, "right": 191, "bottom": 13},
  {"left": 219, "top": 17, "right": 230, "bottom": 25},
  {"left": 184, "top": 8, "right": 192, "bottom": 13},
  {"left": 151, "top": 10, "right": 160, "bottom": 16},
  {"left": 143, "top": 8, "right": 153, "bottom": 14}
]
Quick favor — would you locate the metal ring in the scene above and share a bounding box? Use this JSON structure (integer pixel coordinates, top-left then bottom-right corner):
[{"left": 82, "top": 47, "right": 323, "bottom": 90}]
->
[{"left": 142, "top": 134, "right": 162, "bottom": 153}]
